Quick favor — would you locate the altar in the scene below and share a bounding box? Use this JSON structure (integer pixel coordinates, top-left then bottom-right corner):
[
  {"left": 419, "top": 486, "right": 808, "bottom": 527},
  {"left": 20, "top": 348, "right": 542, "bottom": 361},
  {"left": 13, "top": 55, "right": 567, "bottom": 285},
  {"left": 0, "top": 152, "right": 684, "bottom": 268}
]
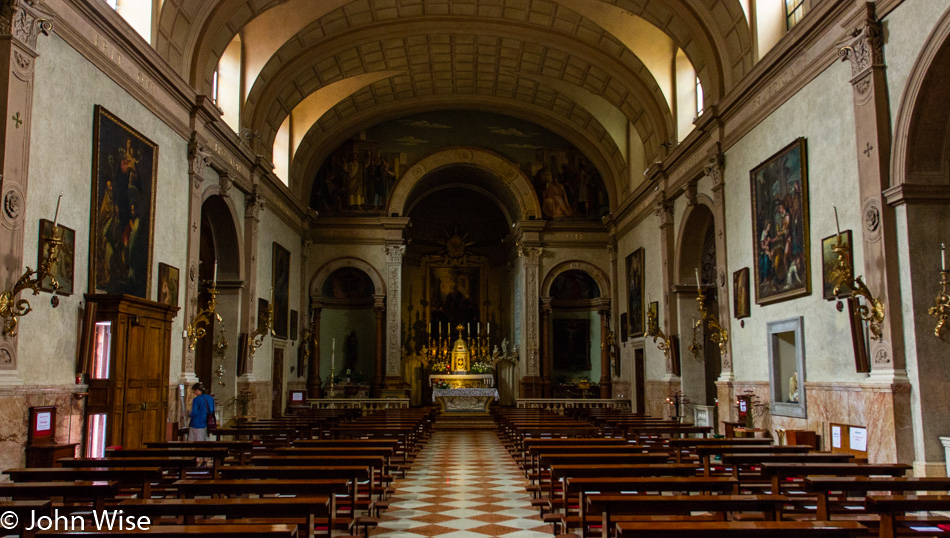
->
[
  {"left": 425, "top": 325, "right": 499, "bottom": 414},
  {"left": 428, "top": 374, "right": 494, "bottom": 388},
  {"left": 432, "top": 387, "right": 499, "bottom": 414}
]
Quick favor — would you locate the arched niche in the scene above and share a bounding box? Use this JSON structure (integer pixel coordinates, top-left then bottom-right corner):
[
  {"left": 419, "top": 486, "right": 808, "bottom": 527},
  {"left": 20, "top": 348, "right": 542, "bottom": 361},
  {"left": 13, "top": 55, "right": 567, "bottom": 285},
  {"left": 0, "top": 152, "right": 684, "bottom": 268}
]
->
[
  {"left": 386, "top": 147, "right": 543, "bottom": 221},
  {"left": 541, "top": 260, "right": 611, "bottom": 300},
  {"left": 309, "top": 257, "right": 386, "bottom": 301}
]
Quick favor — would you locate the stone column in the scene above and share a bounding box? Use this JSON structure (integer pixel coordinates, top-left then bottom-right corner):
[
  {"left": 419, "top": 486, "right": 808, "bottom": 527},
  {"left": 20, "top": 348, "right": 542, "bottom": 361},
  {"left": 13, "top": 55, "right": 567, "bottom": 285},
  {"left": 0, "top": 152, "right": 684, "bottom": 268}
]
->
[
  {"left": 516, "top": 243, "right": 543, "bottom": 397},
  {"left": 179, "top": 133, "right": 211, "bottom": 385},
  {"left": 383, "top": 244, "right": 405, "bottom": 389},
  {"left": 837, "top": 2, "right": 911, "bottom": 464},
  {"left": 598, "top": 301, "right": 612, "bottom": 399},
  {"left": 306, "top": 305, "right": 322, "bottom": 398},
  {"left": 704, "top": 154, "right": 734, "bottom": 377},
  {"left": 373, "top": 294, "right": 385, "bottom": 396},
  {"left": 0, "top": 1, "right": 51, "bottom": 369},
  {"left": 540, "top": 298, "right": 552, "bottom": 397},
  {"left": 654, "top": 190, "right": 677, "bottom": 377},
  {"left": 239, "top": 186, "right": 265, "bottom": 378}
]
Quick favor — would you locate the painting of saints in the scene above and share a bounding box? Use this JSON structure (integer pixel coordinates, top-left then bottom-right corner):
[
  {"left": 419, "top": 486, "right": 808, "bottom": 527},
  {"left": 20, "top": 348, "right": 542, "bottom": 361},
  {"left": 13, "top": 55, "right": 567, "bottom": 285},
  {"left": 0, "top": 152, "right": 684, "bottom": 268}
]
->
[{"left": 90, "top": 106, "right": 158, "bottom": 298}]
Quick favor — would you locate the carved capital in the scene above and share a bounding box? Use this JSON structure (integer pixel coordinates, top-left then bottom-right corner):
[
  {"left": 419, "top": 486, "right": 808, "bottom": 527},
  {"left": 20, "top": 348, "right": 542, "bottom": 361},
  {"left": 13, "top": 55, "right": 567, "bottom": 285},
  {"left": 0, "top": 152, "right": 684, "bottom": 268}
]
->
[
  {"left": 188, "top": 134, "right": 211, "bottom": 179},
  {"left": 218, "top": 172, "right": 233, "bottom": 198},
  {"left": 704, "top": 154, "right": 725, "bottom": 190},
  {"left": 837, "top": 5, "right": 884, "bottom": 79},
  {"left": 654, "top": 191, "right": 674, "bottom": 227},
  {"left": 244, "top": 193, "right": 265, "bottom": 221},
  {"left": 516, "top": 243, "right": 543, "bottom": 264},
  {"left": 384, "top": 244, "right": 406, "bottom": 264},
  {"left": 685, "top": 181, "right": 698, "bottom": 207},
  {"left": 0, "top": 1, "right": 52, "bottom": 51}
]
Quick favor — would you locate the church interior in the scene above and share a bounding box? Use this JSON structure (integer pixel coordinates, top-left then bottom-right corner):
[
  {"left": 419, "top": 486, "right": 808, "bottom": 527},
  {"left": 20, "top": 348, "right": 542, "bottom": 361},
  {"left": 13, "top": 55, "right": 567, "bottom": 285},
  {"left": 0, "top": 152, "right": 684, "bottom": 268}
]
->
[{"left": 2, "top": 0, "right": 950, "bottom": 535}]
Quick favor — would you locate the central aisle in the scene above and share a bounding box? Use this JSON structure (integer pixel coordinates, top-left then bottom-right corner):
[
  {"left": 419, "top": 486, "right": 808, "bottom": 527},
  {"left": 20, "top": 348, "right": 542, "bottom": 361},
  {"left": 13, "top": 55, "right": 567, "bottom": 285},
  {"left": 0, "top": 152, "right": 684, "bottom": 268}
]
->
[{"left": 373, "top": 428, "right": 552, "bottom": 538}]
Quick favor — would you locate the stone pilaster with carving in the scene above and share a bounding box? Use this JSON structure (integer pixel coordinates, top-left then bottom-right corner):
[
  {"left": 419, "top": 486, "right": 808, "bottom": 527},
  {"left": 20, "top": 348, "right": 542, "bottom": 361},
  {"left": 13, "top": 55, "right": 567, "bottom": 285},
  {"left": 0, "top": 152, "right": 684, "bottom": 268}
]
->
[
  {"left": 704, "top": 153, "right": 733, "bottom": 374},
  {"left": 837, "top": 3, "right": 904, "bottom": 378},
  {"left": 540, "top": 297, "right": 552, "bottom": 397},
  {"left": 517, "top": 244, "right": 542, "bottom": 377},
  {"left": 598, "top": 300, "right": 612, "bottom": 399},
  {"left": 179, "top": 133, "right": 211, "bottom": 381},
  {"left": 239, "top": 191, "right": 265, "bottom": 377},
  {"left": 306, "top": 306, "right": 322, "bottom": 398},
  {"left": 373, "top": 296, "right": 386, "bottom": 396},
  {"left": 384, "top": 244, "right": 405, "bottom": 382},
  {"left": 655, "top": 190, "right": 677, "bottom": 376},
  {"left": 0, "top": 0, "right": 52, "bottom": 369}
]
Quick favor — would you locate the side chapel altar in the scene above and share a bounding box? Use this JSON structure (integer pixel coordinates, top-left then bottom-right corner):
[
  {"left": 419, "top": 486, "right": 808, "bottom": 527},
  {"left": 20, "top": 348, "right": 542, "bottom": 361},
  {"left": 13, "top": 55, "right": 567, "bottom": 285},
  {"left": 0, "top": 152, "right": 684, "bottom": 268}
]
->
[{"left": 428, "top": 324, "right": 499, "bottom": 414}]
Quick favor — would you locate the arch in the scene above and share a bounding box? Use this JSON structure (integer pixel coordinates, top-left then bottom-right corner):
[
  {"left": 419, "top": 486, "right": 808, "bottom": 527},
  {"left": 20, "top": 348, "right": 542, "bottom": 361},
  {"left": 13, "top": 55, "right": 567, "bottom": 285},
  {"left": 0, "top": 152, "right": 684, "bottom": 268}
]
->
[
  {"left": 199, "top": 192, "right": 243, "bottom": 281},
  {"left": 309, "top": 257, "right": 386, "bottom": 301},
  {"left": 891, "top": 5, "right": 950, "bottom": 188},
  {"left": 675, "top": 196, "right": 716, "bottom": 285},
  {"left": 541, "top": 260, "right": 611, "bottom": 300},
  {"left": 386, "top": 147, "right": 543, "bottom": 221}
]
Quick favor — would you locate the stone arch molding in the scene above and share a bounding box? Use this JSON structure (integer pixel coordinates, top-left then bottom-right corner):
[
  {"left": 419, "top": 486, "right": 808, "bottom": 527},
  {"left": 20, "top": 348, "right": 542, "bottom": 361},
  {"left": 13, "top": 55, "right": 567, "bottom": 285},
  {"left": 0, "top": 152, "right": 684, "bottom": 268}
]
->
[
  {"left": 386, "top": 147, "right": 543, "bottom": 221},
  {"left": 674, "top": 194, "right": 716, "bottom": 284},
  {"left": 309, "top": 257, "right": 386, "bottom": 301},
  {"left": 541, "top": 260, "right": 611, "bottom": 300}
]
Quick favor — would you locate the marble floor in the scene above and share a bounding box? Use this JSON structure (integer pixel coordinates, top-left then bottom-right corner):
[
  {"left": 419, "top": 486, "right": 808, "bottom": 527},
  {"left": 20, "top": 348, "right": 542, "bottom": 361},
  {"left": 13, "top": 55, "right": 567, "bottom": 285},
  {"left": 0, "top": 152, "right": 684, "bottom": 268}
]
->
[{"left": 372, "top": 427, "right": 553, "bottom": 538}]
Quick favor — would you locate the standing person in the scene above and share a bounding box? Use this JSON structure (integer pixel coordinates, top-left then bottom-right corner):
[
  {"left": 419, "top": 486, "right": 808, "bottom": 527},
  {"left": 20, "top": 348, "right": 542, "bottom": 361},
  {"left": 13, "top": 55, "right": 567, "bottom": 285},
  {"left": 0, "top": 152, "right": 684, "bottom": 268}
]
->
[{"left": 189, "top": 383, "right": 215, "bottom": 442}]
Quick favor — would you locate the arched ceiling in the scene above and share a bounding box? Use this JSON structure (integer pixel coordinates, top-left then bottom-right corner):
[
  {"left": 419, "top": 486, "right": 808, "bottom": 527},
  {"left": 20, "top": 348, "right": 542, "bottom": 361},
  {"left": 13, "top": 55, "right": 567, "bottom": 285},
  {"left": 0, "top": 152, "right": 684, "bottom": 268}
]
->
[{"left": 155, "top": 0, "right": 752, "bottom": 213}]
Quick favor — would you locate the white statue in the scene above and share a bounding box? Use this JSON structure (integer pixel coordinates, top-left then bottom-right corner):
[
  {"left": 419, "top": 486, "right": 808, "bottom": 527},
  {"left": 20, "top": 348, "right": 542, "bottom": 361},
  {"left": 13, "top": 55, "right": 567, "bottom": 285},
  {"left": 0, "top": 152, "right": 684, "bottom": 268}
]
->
[
  {"left": 788, "top": 372, "right": 799, "bottom": 403},
  {"left": 501, "top": 338, "right": 509, "bottom": 354}
]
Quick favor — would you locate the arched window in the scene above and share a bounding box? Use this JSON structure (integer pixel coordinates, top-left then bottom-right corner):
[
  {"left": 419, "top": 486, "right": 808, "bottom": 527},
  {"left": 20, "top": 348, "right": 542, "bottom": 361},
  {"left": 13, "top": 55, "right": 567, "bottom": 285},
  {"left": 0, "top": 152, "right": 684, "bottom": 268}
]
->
[
  {"left": 273, "top": 115, "right": 291, "bottom": 186},
  {"left": 216, "top": 34, "right": 243, "bottom": 133}
]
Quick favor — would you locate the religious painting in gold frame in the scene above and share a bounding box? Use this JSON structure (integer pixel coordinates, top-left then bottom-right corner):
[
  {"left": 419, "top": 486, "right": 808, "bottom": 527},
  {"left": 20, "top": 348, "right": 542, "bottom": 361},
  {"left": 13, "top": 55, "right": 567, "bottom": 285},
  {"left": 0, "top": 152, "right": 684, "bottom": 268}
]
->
[{"left": 749, "top": 138, "right": 810, "bottom": 305}]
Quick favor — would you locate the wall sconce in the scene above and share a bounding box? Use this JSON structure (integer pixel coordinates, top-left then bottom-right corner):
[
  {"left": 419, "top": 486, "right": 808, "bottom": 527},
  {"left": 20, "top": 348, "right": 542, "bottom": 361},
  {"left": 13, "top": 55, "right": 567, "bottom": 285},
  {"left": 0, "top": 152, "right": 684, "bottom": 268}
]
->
[
  {"left": 185, "top": 273, "right": 223, "bottom": 350},
  {"left": 695, "top": 281, "right": 729, "bottom": 356},
  {"left": 645, "top": 307, "right": 673, "bottom": 362},
  {"left": 929, "top": 243, "right": 950, "bottom": 337},
  {"left": 214, "top": 328, "right": 229, "bottom": 387},
  {"left": 247, "top": 298, "right": 274, "bottom": 361},
  {"left": 830, "top": 229, "right": 884, "bottom": 340},
  {"left": 0, "top": 194, "right": 64, "bottom": 337}
]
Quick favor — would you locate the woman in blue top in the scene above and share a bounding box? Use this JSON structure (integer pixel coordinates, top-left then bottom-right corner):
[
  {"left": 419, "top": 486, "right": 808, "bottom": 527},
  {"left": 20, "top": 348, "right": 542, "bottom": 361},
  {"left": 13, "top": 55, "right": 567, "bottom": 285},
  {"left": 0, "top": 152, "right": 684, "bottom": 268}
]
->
[{"left": 189, "top": 382, "right": 214, "bottom": 442}]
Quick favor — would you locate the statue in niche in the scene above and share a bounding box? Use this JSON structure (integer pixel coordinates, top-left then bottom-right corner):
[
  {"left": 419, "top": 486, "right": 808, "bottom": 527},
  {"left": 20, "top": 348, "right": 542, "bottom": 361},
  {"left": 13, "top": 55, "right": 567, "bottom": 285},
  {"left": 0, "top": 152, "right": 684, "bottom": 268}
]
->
[
  {"left": 344, "top": 330, "right": 358, "bottom": 375},
  {"left": 788, "top": 372, "right": 799, "bottom": 403}
]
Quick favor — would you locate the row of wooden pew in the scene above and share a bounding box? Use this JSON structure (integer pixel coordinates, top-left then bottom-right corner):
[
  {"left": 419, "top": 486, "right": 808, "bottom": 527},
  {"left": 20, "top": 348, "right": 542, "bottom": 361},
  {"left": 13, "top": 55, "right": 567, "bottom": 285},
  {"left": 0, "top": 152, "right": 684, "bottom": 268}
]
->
[
  {"left": 0, "top": 408, "right": 435, "bottom": 538},
  {"left": 495, "top": 407, "right": 950, "bottom": 538}
]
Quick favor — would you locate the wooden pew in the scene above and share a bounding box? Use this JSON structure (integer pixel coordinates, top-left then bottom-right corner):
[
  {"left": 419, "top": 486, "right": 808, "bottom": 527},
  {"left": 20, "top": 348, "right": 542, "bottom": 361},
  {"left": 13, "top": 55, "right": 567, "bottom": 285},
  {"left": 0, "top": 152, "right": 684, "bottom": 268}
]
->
[
  {"left": 805, "top": 476, "right": 950, "bottom": 520},
  {"left": 758, "top": 462, "right": 911, "bottom": 495},
  {"left": 0, "top": 500, "right": 51, "bottom": 538},
  {"left": 613, "top": 520, "right": 866, "bottom": 537},
  {"left": 36, "top": 524, "right": 298, "bottom": 537},
  {"left": 104, "top": 448, "right": 229, "bottom": 478},
  {"left": 721, "top": 452, "right": 855, "bottom": 487},
  {"left": 119, "top": 496, "right": 332, "bottom": 538},
  {"left": 5, "top": 467, "right": 164, "bottom": 499},
  {"left": 58, "top": 458, "right": 198, "bottom": 481},
  {"left": 217, "top": 466, "right": 370, "bottom": 516},
  {"left": 0, "top": 482, "right": 119, "bottom": 512},
  {"left": 865, "top": 494, "right": 950, "bottom": 538},
  {"left": 695, "top": 445, "right": 813, "bottom": 476}
]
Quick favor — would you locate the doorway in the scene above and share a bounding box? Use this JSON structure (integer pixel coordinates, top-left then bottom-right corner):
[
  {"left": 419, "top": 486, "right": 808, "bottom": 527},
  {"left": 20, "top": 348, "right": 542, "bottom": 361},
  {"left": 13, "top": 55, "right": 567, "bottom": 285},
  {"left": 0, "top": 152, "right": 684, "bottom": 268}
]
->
[{"left": 272, "top": 347, "right": 284, "bottom": 418}]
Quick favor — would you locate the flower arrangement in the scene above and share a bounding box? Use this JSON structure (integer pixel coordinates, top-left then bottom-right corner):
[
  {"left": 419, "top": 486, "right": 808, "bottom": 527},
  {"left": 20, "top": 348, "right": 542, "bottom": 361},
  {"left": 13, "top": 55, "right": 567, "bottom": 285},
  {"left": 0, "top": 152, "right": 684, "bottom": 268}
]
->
[
  {"left": 470, "top": 361, "right": 494, "bottom": 374},
  {"left": 432, "top": 380, "right": 450, "bottom": 390},
  {"left": 431, "top": 361, "right": 449, "bottom": 373}
]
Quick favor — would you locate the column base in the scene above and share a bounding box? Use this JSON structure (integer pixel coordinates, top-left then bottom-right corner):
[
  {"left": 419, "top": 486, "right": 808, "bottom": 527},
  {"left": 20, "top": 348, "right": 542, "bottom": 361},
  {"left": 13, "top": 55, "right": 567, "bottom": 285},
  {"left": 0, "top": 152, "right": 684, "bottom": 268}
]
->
[
  {"left": 307, "top": 379, "right": 322, "bottom": 399},
  {"left": 520, "top": 376, "right": 543, "bottom": 398},
  {"left": 380, "top": 376, "right": 409, "bottom": 399}
]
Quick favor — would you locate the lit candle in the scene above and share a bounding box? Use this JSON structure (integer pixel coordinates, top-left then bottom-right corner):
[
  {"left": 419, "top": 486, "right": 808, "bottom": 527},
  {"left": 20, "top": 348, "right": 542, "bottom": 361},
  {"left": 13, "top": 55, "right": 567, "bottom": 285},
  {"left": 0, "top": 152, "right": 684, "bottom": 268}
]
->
[
  {"left": 943, "top": 243, "right": 946, "bottom": 272},
  {"left": 52, "top": 192, "right": 62, "bottom": 228},
  {"left": 695, "top": 268, "right": 701, "bottom": 288},
  {"left": 487, "top": 322, "right": 490, "bottom": 336},
  {"left": 477, "top": 322, "right": 480, "bottom": 334},
  {"left": 833, "top": 203, "right": 841, "bottom": 237}
]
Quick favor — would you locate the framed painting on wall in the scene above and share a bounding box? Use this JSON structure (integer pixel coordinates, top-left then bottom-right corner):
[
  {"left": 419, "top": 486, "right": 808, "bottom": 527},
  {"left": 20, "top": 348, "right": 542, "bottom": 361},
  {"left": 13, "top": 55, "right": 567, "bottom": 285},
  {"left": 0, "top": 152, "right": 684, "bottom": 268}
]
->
[
  {"left": 157, "top": 263, "right": 179, "bottom": 308},
  {"left": 290, "top": 310, "right": 298, "bottom": 341},
  {"left": 626, "top": 248, "right": 645, "bottom": 338},
  {"left": 821, "top": 230, "right": 853, "bottom": 300},
  {"left": 89, "top": 105, "right": 158, "bottom": 298},
  {"left": 733, "top": 267, "right": 751, "bottom": 319},
  {"left": 750, "top": 137, "right": 810, "bottom": 305},
  {"left": 553, "top": 319, "right": 590, "bottom": 370},
  {"left": 257, "top": 298, "right": 270, "bottom": 332},
  {"left": 38, "top": 219, "right": 75, "bottom": 295},
  {"left": 272, "top": 242, "right": 290, "bottom": 339}
]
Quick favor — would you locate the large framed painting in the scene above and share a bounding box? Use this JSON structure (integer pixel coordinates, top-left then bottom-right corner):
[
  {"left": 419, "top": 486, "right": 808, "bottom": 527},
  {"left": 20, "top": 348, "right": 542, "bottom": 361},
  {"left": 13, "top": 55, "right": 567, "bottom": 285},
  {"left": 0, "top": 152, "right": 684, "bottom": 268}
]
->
[
  {"left": 89, "top": 105, "right": 158, "bottom": 298},
  {"left": 822, "top": 230, "right": 853, "bottom": 300},
  {"left": 38, "top": 219, "right": 75, "bottom": 295},
  {"left": 750, "top": 138, "right": 810, "bottom": 305},
  {"left": 553, "top": 319, "right": 590, "bottom": 370},
  {"left": 733, "top": 267, "right": 751, "bottom": 319},
  {"left": 426, "top": 266, "right": 483, "bottom": 331},
  {"left": 157, "top": 263, "right": 179, "bottom": 308},
  {"left": 257, "top": 298, "right": 270, "bottom": 332},
  {"left": 626, "top": 248, "right": 645, "bottom": 338},
  {"left": 272, "top": 242, "right": 290, "bottom": 339}
]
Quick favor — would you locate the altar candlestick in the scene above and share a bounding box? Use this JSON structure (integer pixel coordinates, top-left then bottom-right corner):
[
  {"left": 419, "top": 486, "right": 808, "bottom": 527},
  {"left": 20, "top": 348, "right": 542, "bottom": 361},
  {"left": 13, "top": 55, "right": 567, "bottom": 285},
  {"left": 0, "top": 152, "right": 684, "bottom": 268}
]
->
[
  {"left": 487, "top": 322, "right": 490, "bottom": 336},
  {"left": 834, "top": 203, "right": 841, "bottom": 237},
  {"left": 943, "top": 243, "right": 946, "bottom": 272},
  {"left": 52, "top": 192, "right": 62, "bottom": 228},
  {"left": 477, "top": 322, "right": 480, "bottom": 334},
  {"left": 695, "top": 268, "right": 701, "bottom": 288},
  {"left": 331, "top": 338, "right": 335, "bottom": 371},
  {"left": 213, "top": 261, "right": 218, "bottom": 286}
]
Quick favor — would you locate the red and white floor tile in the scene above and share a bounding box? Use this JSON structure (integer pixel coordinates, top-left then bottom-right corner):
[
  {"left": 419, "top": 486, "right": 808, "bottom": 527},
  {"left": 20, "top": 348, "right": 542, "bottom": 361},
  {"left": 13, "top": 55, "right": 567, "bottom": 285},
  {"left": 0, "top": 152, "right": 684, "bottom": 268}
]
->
[{"left": 372, "top": 428, "right": 552, "bottom": 538}]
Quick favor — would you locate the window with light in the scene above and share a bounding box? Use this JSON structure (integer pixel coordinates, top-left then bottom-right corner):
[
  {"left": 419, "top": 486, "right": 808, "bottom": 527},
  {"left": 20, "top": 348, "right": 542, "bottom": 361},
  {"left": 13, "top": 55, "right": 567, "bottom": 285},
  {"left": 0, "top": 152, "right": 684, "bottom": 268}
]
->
[{"left": 786, "top": 0, "right": 805, "bottom": 30}]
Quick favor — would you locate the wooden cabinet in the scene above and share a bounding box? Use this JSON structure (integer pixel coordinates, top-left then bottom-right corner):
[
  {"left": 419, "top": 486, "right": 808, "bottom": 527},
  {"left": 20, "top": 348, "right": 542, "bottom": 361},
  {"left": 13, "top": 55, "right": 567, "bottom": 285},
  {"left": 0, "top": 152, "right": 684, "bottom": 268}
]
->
[{"left": 83, "top": 295, "right": 178, "bottom": 452}]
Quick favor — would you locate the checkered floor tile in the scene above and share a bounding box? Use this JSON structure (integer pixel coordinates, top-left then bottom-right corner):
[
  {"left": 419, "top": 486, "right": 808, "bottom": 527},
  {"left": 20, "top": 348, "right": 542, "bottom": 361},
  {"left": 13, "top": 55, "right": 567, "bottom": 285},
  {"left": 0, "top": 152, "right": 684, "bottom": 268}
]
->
[{"left": 372, "top": 428, "right": 552, "bottom": 538}]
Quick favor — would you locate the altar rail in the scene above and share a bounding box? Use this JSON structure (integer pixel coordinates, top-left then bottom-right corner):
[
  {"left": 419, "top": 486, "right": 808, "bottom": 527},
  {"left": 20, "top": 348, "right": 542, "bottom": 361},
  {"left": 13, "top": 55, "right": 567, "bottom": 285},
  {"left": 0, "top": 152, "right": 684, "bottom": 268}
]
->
[
  {"left": 306, "top": 398, "right": 410, "bottom": 414},
  {"left": 516, "top": 398, "right": 632, "bottom": 414}
]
